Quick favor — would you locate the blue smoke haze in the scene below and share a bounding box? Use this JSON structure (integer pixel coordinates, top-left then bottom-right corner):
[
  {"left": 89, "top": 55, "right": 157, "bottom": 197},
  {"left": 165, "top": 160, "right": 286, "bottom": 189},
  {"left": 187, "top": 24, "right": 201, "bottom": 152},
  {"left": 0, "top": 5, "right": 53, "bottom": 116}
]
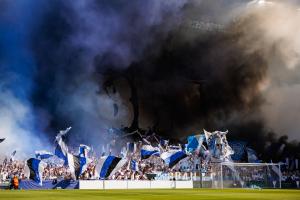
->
[{"left": 0, "top": 0, "right": 51, "bottom": 157}]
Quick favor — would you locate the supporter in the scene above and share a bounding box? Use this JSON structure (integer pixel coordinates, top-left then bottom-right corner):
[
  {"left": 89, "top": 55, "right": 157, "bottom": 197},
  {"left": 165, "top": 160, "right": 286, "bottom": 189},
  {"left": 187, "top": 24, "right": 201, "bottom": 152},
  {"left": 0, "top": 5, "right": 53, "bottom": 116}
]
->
[{"left": 0, "top": 145, "right": 299, "bottom": 190}]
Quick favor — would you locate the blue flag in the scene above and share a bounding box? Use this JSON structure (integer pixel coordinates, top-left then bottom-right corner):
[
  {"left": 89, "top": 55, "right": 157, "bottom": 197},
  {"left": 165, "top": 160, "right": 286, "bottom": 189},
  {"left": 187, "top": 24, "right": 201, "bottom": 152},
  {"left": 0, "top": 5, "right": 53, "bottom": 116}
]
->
[
  {"left": 130, "top": 160, "right": 139, "bottom": 171},
  {"left": 141, "top": 145, "right": 160, "bottom": 160},
  {"left": 54, "top": 133, "right": 69, "bottom": 165},
  {"left": 78, "top": 144, "right": 91, "bottom": 158},
  {"left": 27, "top": 158, "right": 46, "bottom": 185},
  {"left": 160, "top": 150, "right": 187, "bottom": 168},
  {"left": 186, "top": 134, "right": 205, "bottom": 153},
  {"left": 186, "top": 136, "right": 198, "bottom": 151}
]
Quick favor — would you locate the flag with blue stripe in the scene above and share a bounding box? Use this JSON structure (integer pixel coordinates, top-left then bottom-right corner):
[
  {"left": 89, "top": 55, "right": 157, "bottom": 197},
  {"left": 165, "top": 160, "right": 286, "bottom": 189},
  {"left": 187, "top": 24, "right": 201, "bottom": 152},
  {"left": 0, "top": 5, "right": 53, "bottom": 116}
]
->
[
  {"left": 54, "top": 132, "right": 69, "bottom": 165},
  {"left": 35, "top": 150, "right": 54, "bottom": 160},
  {"left": 95, "top": 156, "right": 126, "bottom": 179},
  {"left": 141, "top": 145, "right": 160, "bottom": 160},
  {"left": 127, "top": 142, "right": 136, "bottom": 153},
  {"left": 79, "top": 156, "right": 88, "bottom": 175},
  {"left": 79, "top": 144, "right": 91, "bottom": 158},
  {"left": 130, "top": 160, "right": 139, "bottom": 171},
  {"left": 67, "top": 153, "right": 88, "bottom": 179},
  {"left": 161, "top": 150, "right": 187, "bottom": 168},
  {"left": 186, "top": 134, "right": 205, "bottom": 153},
  {"left": 27, "top": 158, "right": 47, "bottom": 185}
]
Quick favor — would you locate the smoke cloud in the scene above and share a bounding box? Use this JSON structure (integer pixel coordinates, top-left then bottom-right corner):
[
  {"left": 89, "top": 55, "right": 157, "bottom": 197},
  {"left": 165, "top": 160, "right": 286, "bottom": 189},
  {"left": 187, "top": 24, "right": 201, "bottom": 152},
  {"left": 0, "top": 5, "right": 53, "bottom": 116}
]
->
[
  {"left": 0, "top": 0, "right": 300, "bottom": 159},
  {"left": 0, "top": 0, "right": 50, "bottom": 157}
]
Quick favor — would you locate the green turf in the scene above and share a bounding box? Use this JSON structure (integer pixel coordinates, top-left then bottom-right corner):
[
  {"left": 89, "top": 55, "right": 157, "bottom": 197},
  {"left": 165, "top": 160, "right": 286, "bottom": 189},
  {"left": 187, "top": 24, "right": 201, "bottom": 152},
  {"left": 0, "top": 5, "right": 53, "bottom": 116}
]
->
[{"left": 0, "top": 189, "right": 299, "bottom": 200}]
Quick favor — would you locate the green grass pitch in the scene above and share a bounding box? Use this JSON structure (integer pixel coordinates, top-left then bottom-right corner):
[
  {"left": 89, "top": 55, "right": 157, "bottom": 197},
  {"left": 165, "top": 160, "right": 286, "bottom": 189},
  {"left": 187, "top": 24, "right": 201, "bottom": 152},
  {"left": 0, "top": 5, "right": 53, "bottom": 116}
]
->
[{"left": 1, "top": 189, "right": 299, "bottom": 200}]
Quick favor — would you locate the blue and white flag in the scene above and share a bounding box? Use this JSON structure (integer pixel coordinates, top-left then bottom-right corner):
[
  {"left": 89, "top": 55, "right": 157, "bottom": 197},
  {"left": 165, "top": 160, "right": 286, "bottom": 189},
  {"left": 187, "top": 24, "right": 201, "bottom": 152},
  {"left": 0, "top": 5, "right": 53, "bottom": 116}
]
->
[
  {"left": 141, "top": 145, "right": 160, "bottom": 160},
  {"left": 160, "top": 150, "right": 187, "bottom": 168},
  {"left": 79, "top": 144, "right": 91, "bottom": 158},
  {"left": 26, "top": 158, "right": 47, "bottom": 185},
  {"left": 67, "top": 153, "right": 88, "bottom": 179},
  {"left": 130, "top": 160, "right": 139, "bottom": 171},
  {"left": 35, "top": 151, "right": 54, "bottom": 160},
  {"left": 120, "top": 147, "right": 127, "bottom": 158},
  {"left": 186, "top": 134, "right": 205, "bottom": 153},
  {"left": 54, "top": 130, "right": 69, "bottom": 165},
  {"left": 79, "top": 156, "right": 88, "bottom": 176},
  {"left": 95, "top": 156, "right": 127, "bottom": 179},
  {"left": 169, "top": 145, "right": 182, "bottom": 151},
  {"left": 160, "top": 139, "right": 169, "bottom": 147},
  {"left": 127, "top": 142, "right": 136, "bottom": 153}
]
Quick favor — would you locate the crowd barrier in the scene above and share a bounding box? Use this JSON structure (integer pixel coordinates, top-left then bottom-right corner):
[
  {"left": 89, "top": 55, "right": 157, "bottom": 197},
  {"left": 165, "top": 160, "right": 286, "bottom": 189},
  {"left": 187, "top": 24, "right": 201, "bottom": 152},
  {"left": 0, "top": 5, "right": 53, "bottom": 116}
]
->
[
  {"left": 19, "top": 180, "right": 79, "bottom": 190},
  {"left": 79, "top": 180, "right": 194, "bottom": 189}
]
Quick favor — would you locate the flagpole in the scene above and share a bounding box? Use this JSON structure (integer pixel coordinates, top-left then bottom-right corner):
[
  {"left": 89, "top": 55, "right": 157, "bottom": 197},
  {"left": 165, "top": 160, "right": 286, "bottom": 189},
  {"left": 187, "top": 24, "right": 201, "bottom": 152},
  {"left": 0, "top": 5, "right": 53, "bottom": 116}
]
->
[{"left": 279, "top": 164, "right": 282, "bottom": 189}]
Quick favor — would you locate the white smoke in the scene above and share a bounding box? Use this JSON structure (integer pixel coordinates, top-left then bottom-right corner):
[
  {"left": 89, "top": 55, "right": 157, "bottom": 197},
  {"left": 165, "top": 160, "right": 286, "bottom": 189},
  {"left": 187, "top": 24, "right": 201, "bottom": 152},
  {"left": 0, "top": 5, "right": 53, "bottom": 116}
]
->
[
  {"left": 0, "top": 88, "right": 46, "bottom": 158},
  {"left": 239, "top": 1, "right": 300, "bottom": 140}
]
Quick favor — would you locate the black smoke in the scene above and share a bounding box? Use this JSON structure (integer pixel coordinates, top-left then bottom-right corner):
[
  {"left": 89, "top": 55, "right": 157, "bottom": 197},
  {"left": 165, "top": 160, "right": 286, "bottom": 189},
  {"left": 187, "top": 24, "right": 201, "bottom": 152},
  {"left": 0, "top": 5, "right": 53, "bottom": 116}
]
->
[{"left": 10, "top": 0, "right": 298, "bottom": 160}]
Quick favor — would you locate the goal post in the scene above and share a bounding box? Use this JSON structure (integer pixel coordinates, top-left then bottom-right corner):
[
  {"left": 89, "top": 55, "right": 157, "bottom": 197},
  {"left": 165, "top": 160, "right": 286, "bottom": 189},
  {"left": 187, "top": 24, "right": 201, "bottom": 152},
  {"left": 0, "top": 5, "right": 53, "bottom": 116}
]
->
[{"left": 215, "top": 162, "right": 282, "bottom": 189}]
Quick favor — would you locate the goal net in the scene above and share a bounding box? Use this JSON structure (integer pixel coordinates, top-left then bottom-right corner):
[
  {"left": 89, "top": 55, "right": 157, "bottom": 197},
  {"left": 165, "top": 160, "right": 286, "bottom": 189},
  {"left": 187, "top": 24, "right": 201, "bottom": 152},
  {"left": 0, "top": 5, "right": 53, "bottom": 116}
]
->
[{"left": 210, "top": 162, "right": 282, "bottom": 189}]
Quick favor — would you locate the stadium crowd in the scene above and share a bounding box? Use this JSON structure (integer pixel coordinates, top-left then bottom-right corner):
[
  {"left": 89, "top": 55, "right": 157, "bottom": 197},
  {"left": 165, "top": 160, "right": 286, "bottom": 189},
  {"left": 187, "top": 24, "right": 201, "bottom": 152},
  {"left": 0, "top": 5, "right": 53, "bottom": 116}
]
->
[
  {"left": 1, "top": 154, "right": 299, "bottom": 189},
  {"left": 0, "top": 130, "right": 299, "bottom": 189}
]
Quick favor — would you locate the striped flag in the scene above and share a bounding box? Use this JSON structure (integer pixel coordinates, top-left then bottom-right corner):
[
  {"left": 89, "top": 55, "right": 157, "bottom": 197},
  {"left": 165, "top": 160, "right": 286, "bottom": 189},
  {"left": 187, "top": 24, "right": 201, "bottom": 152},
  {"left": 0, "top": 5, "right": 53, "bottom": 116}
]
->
[
  {"left": 95, "top": 156, "right": 126, "bottom": 179},
  {"left": 67, "top": 154, "right": 81, "bottom": 179},
  {"left": 67, "top": 153, "right": 89, "bottom": 179},
  {"left": 161, "top": 150, "right": 187, "bottom": 168},
  {"left": 127, "top": 142, "right": 136, "bottom": 154},
  {"left": 54, "top": 131, "right": 69, "bottom": 165},
  {"left": 130, "top": 160, "right": 139, "bottom": 171},
  {"left": 185, "top": 134, "right": 205, "bottom": 153},
  {"left": 79, "top": 144, "right": 91, "bottom": 158},
  {"left": 141, "top": 145, "right": 160, "bottom": 160},
  {"left": 26, "top": 158, "right": 47, "bottom": 185},
  {"left": 35, "top": 150, "right": 54, "bottom": 160}
]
